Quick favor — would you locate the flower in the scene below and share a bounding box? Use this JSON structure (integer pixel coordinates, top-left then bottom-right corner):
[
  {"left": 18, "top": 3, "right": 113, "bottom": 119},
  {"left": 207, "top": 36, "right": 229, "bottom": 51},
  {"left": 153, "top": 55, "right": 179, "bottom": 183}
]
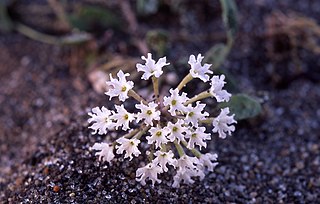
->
[
  {"left": 185, "top": 126, "right": 211, "bottom": 150},
  {"left": 105, "top": 70, "right": 134, "bottom": 102},
  {"left": 166, "top": 119, "right": 188, "bottom": 143},
  {"left": 136, "top": 53, "right": 170, "bottom": 80},
  {"left": 185, "top": 102, "right": 209, "bottom": 127},
  {"left": 88, "top": 106, "right": 114, "bottom": 135},
  {"left": 172, "top": 155, "right": 205, "bottom": 188},
  {"left": 199, "top": 153, "right": 218, "bottom": 172},
  {"left": 188, "top": 54, "right": 213, "bottom": 82},
  {"left": 210, "top": 75, "right": 231, "bottom": 102},
  {"left": 146, "top": 125, "right": 170, "bottom": 149},
  {"left": 115, "top": 137, "right": 141, "bottom": 160},
  {"left": 163, "top": 88, "right": 189, "bottom": 116},
  {"left": 90, "top": 142, "right": 115, "bottom": 164},
  {"left": 110, "top": 104, "right": 135, "bottom": 131},
  {"left": 136, "top": 162, "right": 162, "bottom": 186},
  {"left": 136, "top": 101, "right": 161, "bottom": 126},
  {"left": 212, "top": 107, "right": 237, "bottom": 139},
  {"left": 152, "top": 150, "right": 177, "bottom": 172}
]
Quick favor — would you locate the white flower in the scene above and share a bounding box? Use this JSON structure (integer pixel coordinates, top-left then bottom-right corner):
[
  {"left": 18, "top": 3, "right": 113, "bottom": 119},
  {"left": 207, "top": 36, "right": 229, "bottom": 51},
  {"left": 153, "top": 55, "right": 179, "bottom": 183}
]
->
[
  {"left": 188, "top": 54, "right": 213, "bottom": 82},
  {"left": 135, "top": 102, "right": 161, "bottom": 126},
  {"left": 166, "top": 119, "right": 188, "bottom": 143},
  {"left": 172, "top": 155, "right": 205, "bottom": 188},
  {"left": 110, "top": 104, "right": 135, "bottom": 131},
  {"left": 185, "top": 127, "right": 211, "bottom": 150},
  {"left": 212, "top": 107, "right": 237, "bottom": 139},
  {"left": 88, "top": 106, "right": 114, "bottom": 135},
  {"left": 136, "top": 162, "right": 162, "bottom": 186},
  {"left": 90, "top": 142, "right": 115, "bottom": 164},
  {"left": 185, "top": 102, "right": 209, "bottom": 127},
  {"left": 199, "top": 153, "right": 218, "bottom": 172},
  {"left": 136, "top": 53, "right": 170, "bottom": 80},
  {"left": 210, "top": 75, "right": 231, "bottom": 102},
  {"left": 163, "top": 88, "right": 189, "bottom": 116},
  {"left": 146, "top": 125, "right": 170, "bottom": 149},
  {"left": 152, "top": 150, "right": 177, "bottom": 172},
  {"left": 105, "top": 70, "right": 134, "bottom": 102},
  {"left": 115, "top": 137, "right": 141, "bottom": 160}
]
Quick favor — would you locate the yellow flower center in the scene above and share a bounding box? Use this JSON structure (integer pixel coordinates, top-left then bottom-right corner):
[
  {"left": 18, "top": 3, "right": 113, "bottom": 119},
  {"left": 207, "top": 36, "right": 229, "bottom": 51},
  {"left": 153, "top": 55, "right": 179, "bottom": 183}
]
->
[
  {"left": 147, "top": 110, "right": 153, "bottom": 115},
  {"left": 124, "top": 114, "right": 129, "bottom": 120},
  {"left": 156, "top": 131, "right": 162, "bottom": 137},
  {"left": 171, "top": 100, "right": 177, "bottom": 106},
  {"left": 121, "top": 86, "right": 127, "bottom": 92},
  {"left": 172, "top": 127, "right": 178, "bottom": 132},
  {"left": 189, "top": 112, "right": 194, "bottom": 117}
]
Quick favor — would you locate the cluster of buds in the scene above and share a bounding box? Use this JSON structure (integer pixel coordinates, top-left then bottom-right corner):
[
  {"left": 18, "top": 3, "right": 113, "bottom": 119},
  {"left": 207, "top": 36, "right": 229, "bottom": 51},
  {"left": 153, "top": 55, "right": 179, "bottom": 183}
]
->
[{"left": 88, "top": 53, "right": 237, "bottom": 187}]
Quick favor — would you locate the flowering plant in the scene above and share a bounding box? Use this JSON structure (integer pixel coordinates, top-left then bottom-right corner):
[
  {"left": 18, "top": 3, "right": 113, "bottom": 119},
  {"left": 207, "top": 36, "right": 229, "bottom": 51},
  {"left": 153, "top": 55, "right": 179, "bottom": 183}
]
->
[{"left": 88, "top": 53, "right": 237, "bottom": 187}]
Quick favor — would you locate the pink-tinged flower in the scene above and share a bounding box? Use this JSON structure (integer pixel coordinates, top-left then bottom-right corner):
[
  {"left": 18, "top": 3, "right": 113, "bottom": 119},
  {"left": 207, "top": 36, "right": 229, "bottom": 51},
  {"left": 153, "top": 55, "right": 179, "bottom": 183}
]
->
[
  {"left": 115, "top": 137, "right": 141, "bottom": 160},
  {"left": 212, "top": 107, "right": 237, "bottom": 139},
  {"left": 188, "top": 54, "right": 213, "bottom": 82},
  {"left": 146, "top": 125, "right": 170, "bottom": 149},
  {"left": 210, "top": 75, "right": 231, "bottom": 102},
  {"left": 136, "top": 53, "right": 170, "bottom": 80},
  {"left": 105, "top": 70, "right": 134, "bottom": 102},
  {"left": 135, "top": 101, "right": 160, "bottom": 126},
  {"left": 163, "top": 88, "right": 189, "bottom": 116},
  {"left": 199, "top": 153, "right": 218, "bottom": 172},
  {"left": 185, "top": 102, "right": 209, "bottom": 127},
  {"left": 110, "top": 104, "right": 135, "bottom": 131},
  {"left": 91, "top": 142, "right": 115, "bottom": 164},
  {"left": 166, "top": 119, "right": 188, "bottom": 143},
  {"left": 152, "top": 150, "right": 177, "bottom": 172},
  {"left": 185, "top": 127, "right": 211, "bottom": 150},
  {"left": 88, "top": 106, "right": 114, "bottom": 135},
  {"left": 136, "top": 162, "right": 162, "bottom": 186}
]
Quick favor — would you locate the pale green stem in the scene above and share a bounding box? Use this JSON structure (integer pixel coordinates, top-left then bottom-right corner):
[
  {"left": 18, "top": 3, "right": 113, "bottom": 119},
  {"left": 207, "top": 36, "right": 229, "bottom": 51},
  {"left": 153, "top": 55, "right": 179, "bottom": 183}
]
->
[
  {"left": 161, "top": 144, "right": 167, "bottom": 152},
  {"left": 134, "top": 125, "right": 151, "bottom": 140},
  {"left": 152, "top": 76, "right": 159, "bottom": 101},
  {"left": 174, "top": 140, "right": 185, "bottom": 157},
  {"left": 148, "top": 143, "right": 155, "bottom": 162},
  {"left": 181, "top": 140, "right": 202, "bottom": 158},
  {"left": 112, "top": 128, "right": 140, "bottom": 146},
  {"left": 185, "top": 90, "right": 212, "bottom": 105},
  {"left": 128, "top": 89, "right": 148, "bottom": 105},
  {"left": 199, "top": 118, "right": 214, "bottom": 124},
  {"left": 177, "top": 73, "right": 193, "bottom": 91}
]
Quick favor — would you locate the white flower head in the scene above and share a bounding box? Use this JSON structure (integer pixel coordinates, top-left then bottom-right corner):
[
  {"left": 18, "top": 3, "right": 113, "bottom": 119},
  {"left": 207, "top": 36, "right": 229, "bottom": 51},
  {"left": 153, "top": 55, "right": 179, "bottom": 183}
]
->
[
  {"left": 136, "top": 53, "right": 170, "bottom": 80},
  {"left": 88, "top": 106, "right": 114, "bottom": 135},
  {"left": 153, "top": 150, "right": 177, "bottom": 172},
  {"left": 199, "top": 153, "right": 218, "bottom": 172},
  {"left": 136, "top": 162, "right": 162, "bottom": 186},
  {"left": 163, "top": 88, "right": 189, "bottom": 116},
  {"left": 116, "top": 137, "right": 141, "bottom": 160},
  {"left": 212, "top": 107, "right": 237, "bottom": 139},
  {"left": 146, "top": 125, "right": 170, "bottom": 149},
  {"left": 110, "top": 104, "right": 135, "bottom": 131},
  {"left": 210, "top": 75, "right": 231, "bottom": 102},
  {"left": 105, "top": 70, "right": 134, "bottom": 102},
  {"left": 185, "top": 102, "right": 209, "bottom": 127},
  {"left": 166, "top": 119, "right": 188, "bottom": 143},
  {"left": 136, "top": 101, "right": 160, "bottom": 126},
  {"left": 90, "top": 142, "right": 115, "bottom": 164},
  {"left": 186, "top": 126, "right": 211, "bottom": 150},
  {"left": 188, "top": 54, "right": 213, "bottom": 82}
]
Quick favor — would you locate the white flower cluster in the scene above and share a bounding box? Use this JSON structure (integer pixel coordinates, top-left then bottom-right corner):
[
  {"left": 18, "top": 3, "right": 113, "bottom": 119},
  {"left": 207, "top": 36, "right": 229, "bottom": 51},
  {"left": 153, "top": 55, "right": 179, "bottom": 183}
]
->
[{"left": 89, "top": 53, "right": 237, "bottom": 187}]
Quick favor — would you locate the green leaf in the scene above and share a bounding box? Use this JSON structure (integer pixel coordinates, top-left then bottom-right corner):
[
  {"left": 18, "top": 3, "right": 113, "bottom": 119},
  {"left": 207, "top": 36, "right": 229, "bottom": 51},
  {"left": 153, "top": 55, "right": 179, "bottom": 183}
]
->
[
  {"left": 205, "top": 43, "right": 228, "bottom": 68},
  {"left": 68, "top": 6, "right": 121, "bottom": 32},
  {"left": 218, "top": 94, "right": 262, "bottom": 120},
  {"left": 220, "top": 0, "right": 238, "bottom": 39}
]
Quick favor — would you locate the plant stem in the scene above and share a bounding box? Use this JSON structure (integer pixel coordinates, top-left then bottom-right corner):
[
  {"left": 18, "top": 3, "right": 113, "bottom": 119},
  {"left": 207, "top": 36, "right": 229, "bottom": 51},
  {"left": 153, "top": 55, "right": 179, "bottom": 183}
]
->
[
  {"left": 185, "top": 90, "right": 211, "bottom": 105},
  {"left": 199, "top": 118, "right": 214, "bottom": 124},
  {"left": 174, "top": 140, "right": 185, "bottom": 157},
  {"left": 152, "top": 76, "right": 159, "bottom": 102},
  {"left": 177, "top": 73, "right": 193, "bottom": 91},
  {"left": 128, "top": 89, "right": 148, "bottom": 105},
  {"left": 134, "top": 125, "right": 151, "bottom": 140},
  {"left": 181, "top": 140, "right": 202, "bottom": 158}
]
